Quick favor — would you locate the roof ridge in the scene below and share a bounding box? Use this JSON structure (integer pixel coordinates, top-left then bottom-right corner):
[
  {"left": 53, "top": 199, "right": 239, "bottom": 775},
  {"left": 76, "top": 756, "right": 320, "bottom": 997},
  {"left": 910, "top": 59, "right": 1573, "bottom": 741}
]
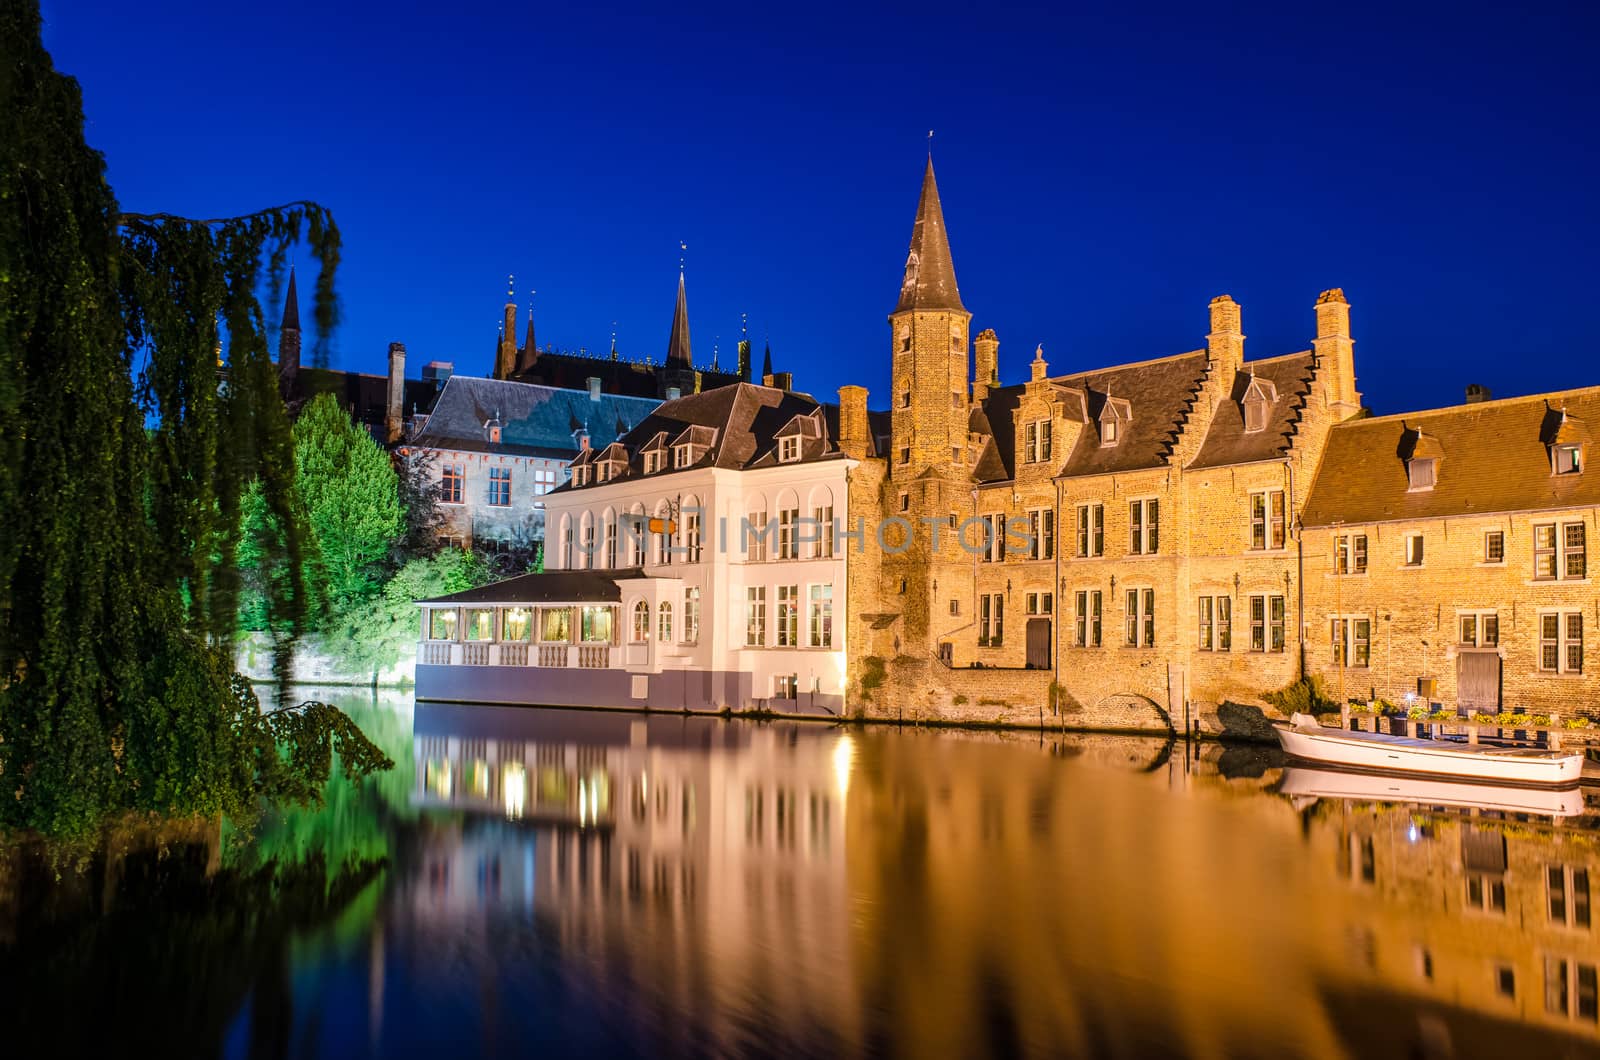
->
[
  {"left": 1244, "top": 349, "right": 1315, "bottom": 367},
  {"left": 1339, "top": 384, "right": 1600, "bottom": 426},
  {"left": 1048, "top": 347, "right": 1207, "bottom": 382}
]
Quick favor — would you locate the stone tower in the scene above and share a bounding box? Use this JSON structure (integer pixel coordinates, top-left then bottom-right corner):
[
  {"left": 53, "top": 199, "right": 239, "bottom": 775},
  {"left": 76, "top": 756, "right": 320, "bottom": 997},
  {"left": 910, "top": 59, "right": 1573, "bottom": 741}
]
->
[
  {"left": 889, "top": 158, "right": 972, "bottom": 480},
  {"left": 878, "top": 157, "right": 978, "bottom": 669}
]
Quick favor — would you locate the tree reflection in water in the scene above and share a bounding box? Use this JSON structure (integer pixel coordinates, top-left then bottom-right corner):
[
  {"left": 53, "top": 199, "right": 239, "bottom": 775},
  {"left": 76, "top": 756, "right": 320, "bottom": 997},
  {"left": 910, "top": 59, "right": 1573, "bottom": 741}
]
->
[{"left": 5, "top": 693, "right": 1600, "bottom": 1059}]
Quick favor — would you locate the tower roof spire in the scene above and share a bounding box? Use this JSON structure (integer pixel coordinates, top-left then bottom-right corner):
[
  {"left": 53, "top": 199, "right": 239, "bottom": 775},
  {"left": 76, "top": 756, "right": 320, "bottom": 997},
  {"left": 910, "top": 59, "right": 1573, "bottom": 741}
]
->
[
  {"left": 893, "top": 156, "right": 964, "bottom": 314},
  {"left": 666, "top": 267, "right": 692, "bottom": 368},
  {"left": 281, "top": 265, "right": 300, "bottom": 332}
]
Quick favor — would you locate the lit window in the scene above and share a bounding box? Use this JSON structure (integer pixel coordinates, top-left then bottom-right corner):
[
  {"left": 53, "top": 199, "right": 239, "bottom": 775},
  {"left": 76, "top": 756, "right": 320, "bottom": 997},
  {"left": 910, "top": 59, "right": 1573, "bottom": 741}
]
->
[
  {"left": 1336, "top": 534, "right": 1368, "bottom": 574},
  {"left": 745, "top": 587, "right": 766, "bottom": 646},
  {"left": 658, "top": 601, "right": 673, "bottom": 642},
  {"left": 1459, "top": 611, "right": 1499, "bottom": 647},
  {"left": 631, "top": 600, "right": 650, "bottom": 642},
  {"left": 1332, "top": 617, "right": 1371, "bottom": 668},
  {"left": 777, "top": 585, "right": 799, "bottom": 646},
  {"left": 809, "top": 584, "right": 833, "bottom": 647},
  {"left": 1556, "top": 444, "right": 1583, "bottom": 475},
  {"left": 683, "top": 587, "right": 700, "bottom": 643}
]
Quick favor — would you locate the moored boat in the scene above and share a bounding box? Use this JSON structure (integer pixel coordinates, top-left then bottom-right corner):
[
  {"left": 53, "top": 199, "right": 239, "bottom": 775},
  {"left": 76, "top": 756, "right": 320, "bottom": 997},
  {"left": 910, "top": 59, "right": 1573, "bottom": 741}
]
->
[{"left": 1275, "top": 713, "right": 1585, "bottom": 788}]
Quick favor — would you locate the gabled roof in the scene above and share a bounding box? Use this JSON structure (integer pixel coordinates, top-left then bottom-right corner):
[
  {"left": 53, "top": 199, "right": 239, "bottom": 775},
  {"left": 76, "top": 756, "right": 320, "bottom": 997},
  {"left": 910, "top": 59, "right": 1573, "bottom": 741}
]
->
[
  {"left": 893, "top": 158, "right": 964, "bottom": 314},
  {"left": 1189, "top": 351, "right": 1318, "bottom": 470},
  {"left": 1301, "top": 387, "right": 1600, "bottom": 527},
  {"left": 410, "top": 375, "right": 661, "bottom": 459},
  {"left": 284, "top": 366, "right": 441, "bottom": 435},
  {"left": 556, "top": 382, "right": 850, "bottom": 490}
]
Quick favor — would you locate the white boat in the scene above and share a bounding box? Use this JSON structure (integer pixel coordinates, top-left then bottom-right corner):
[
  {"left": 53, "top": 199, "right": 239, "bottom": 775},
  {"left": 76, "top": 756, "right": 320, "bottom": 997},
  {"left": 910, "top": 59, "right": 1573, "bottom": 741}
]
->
[
  {"left": 1275, "top": 713, "right": 1585, "bottom": 788},
  {"left": 1279, "top": 765, "right": 1587, "bottom": 817}
]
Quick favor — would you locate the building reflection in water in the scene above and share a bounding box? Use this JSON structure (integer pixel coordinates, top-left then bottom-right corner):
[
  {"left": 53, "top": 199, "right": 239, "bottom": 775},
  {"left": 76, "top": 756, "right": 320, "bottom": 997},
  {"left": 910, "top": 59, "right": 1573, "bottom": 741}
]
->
[{"left": 383, "top": 705, "right": 1600, "bottom": 1058}]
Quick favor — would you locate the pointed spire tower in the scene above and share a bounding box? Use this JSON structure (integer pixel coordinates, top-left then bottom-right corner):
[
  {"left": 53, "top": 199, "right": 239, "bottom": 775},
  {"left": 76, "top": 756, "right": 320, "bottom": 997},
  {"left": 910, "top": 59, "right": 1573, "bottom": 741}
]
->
[
  {"left": 277, "top": 266, "right": 301, "bottom": 380},
  {"left": 666, "top": 269, "right": 692, "bottom": 368},
  {"left": 660, "top": 251, "right": 697, "bottom": 397},
  {"left": 889, "top": 153, "right": 972, "bottom": 481},
  {"left": 516, "top": 291, "right": 538, "bottom": 373},
  {"left": 736, "top": 312, "right": 751, "bottom": 382}
]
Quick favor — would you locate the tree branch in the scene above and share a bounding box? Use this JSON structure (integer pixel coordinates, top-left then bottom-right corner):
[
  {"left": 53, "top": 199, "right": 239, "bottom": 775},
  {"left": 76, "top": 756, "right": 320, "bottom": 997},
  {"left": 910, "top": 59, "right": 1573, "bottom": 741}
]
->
[{"left": 116, "top": 200, "right": 325, "bottom": 227}]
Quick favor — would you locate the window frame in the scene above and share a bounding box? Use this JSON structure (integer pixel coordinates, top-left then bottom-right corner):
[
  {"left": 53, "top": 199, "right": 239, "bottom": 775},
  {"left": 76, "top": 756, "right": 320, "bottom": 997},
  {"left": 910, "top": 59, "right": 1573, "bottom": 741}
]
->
[
  {"left": 1129, "top": 498, "right": 1159, "bottom": 556},
  {"left": 487, "top": 466, "right": 512, "bottom": 507}
]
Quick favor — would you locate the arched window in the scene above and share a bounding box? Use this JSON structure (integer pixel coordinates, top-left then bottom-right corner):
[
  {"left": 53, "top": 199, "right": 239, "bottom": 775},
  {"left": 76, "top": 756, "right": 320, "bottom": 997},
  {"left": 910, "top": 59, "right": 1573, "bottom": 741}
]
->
[
  {"left": 655, "top": 499, "right": 674, "bottom": 566},
  {"left": 632, "top": 600, "right": 650, "bottom": 642},
  {"left": 808, "top": 485, "right": 835, "bottom": 558},
  {"left": 628, "top": 503, "right": 647, "bottom": 567},
  {"left": 775, "top": 488, "right": 801, "bottom": 560},
  {"left": 578, "top": 512, "right": 595, "bottom": 570},
  {"left": 658, "top": 601, "right": 673, "bottom": 642},
  {"left": 558, "top": 513, "right": 573, "bottom": 569},
  {"left": 745, "top": 491, "right": 769, "bottom": 562}
]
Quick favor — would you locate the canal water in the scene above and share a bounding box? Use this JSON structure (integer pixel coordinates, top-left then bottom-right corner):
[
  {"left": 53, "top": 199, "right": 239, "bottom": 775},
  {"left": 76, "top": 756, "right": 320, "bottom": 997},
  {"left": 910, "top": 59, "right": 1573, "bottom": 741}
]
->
[{"left": 4, "top": 689, "right": 1600, "bottom": 1059}]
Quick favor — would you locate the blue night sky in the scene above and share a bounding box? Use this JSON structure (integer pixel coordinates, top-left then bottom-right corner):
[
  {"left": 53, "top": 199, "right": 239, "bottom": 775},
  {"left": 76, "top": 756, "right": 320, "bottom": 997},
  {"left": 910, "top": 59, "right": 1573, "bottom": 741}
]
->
[{"left": 42, "top": 1, "right": 1600, "bottom": 414}]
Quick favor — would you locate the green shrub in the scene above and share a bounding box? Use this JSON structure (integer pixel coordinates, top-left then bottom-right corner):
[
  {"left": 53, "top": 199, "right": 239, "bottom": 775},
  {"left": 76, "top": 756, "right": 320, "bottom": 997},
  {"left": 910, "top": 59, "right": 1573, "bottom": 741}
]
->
[{"left": 1263, "top": 675, "right": 1336, "bottom": 716}]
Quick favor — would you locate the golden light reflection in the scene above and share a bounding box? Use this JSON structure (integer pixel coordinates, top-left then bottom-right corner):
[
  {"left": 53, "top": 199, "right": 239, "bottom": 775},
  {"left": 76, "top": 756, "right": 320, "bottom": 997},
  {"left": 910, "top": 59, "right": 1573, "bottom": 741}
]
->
[
  {"left": 425, "top": 758, "right": 451, "bottom": 799},
  {"left": 832, "top": 734, "right": 854, "bottom": 800},
  {"left": 502, "top": 761, "right": 526, "bottom": 820}
]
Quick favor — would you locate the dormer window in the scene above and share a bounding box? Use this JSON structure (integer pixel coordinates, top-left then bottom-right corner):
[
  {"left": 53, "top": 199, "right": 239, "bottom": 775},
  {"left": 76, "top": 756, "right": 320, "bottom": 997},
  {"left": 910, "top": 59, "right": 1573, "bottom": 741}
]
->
[
  {"left": 1556, "top": 444, "right": 1583, "bottom": 475},
  {"left": 779, "top": 436, "right": 800, "bottom": 463},
  {"left": 1406, "top": 457, "right": 1437, "bottom": 491},
  {"left": 572, "top": 466, "right": 589, "bottom": 487},
  {"left": 644, "top": 451, "right": 661, "bottom": 474},
  {"left": 673, "top": 444, "right": 692, "bottom": 469},
  {"left": 1243, "top": 397, "right": 1267, "bottom": 433},
  {"left": 1101, "top": 418, "right": 1118, "bottom": 446},
  {"left": 488, "top": 424, "right": 502, "bottom": 444}
]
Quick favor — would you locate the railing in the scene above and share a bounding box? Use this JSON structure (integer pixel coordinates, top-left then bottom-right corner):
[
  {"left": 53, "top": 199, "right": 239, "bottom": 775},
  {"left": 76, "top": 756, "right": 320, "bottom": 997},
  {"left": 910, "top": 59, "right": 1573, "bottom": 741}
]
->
[
  {"left": 499, "top": 642, "right": 529, "bottom": 666},
  {"left": 419, "top": 642, "right": 617, "bottom": 669},
  {"left": 578, "top": 645, "right": 610, "bottom": 669},
  {"left": 462, "top": 642, "right": 491, "bottom": 666},
  {"left": 539, "top": 644, "right": 568, "bottom": 668},
  {"left": 421, "top": 642, "right": 453, "bottom": 665}
]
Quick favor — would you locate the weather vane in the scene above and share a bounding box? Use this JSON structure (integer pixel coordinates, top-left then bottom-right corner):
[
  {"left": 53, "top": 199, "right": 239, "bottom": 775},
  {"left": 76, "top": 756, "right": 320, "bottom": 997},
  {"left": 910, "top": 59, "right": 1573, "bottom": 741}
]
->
[
  {"left": 679, "top": 240, "right": 687, "bottom": 271},
  {"left": 506, "top": 273, "right": 514, "bottom": 300}
]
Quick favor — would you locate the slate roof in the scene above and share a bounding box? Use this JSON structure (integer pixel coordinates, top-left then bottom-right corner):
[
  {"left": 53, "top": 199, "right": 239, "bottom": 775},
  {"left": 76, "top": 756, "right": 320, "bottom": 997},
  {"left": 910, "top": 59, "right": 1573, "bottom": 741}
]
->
[
  {"left": 419, "top": 569, "right": 652, "bottom": 606},
  {"left": 1188, "top": 351, "right": 1319, "bottom": 470},
  {"left": 893, "top": 158, "right": 965, "bottom": 314},
  {"left": 1300, "top": 387, "right": 1600, "bottom": 528},
  {"left": 409, "top": 375, "right": 661, "bottom": 459},
  {"left": 964, "top": 352, "right": 1209, "bottom": 482},
  {"left": 506, "top": 350, "right": 746, "bottom": 398},
  {"left": 556, "top": 382, "right": 851, "bottom": 492},
  {"left": 284, "top": 367, "right": 442, "bottom": 436}
]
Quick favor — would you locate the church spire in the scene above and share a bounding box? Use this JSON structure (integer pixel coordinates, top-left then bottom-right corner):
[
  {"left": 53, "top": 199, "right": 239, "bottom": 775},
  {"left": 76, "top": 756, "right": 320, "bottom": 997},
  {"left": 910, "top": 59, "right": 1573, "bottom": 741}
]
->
[
  {"left": 762, "top": 339, "right": 773, "bottom": 379},
  {"left": 277, "top": 265, "right": 301, "bottom": 379},
  {"left": 666, "top": 269, "right": 692, "bottom": 368},
  {"left": 517, "top": 291, "right": 538, "bottom": 373},
  {"left": 893, "top": 157, "right": 964, "bottom": 314}
]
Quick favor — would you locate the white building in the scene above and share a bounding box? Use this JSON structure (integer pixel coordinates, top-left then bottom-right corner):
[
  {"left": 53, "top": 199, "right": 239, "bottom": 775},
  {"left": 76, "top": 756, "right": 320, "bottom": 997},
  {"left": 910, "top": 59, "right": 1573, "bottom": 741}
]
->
[{"left": 416, "top": 381, "right": 860, "bottom": 714}]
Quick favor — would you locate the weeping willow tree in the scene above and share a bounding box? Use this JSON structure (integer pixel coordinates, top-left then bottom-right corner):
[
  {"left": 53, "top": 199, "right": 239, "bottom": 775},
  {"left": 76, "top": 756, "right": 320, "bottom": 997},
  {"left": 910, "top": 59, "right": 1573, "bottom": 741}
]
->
[{"left": 0, "top": 0, "right": 389, "bottom": 834}]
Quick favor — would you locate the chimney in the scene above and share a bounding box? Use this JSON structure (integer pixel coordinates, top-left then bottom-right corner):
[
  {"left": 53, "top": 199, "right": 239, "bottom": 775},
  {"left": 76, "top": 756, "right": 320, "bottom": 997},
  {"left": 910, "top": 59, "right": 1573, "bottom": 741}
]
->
[
  {"left": 838, "top": 385, "right": 870, "bottom": 459},
  {"left": 770, "top": 371, "right": 793, "bottom": 392},
  {"left": 385, "top": 342, "right": 406, "bottom": 443},
  {"left": 587, "top": 376, "right": 602, "bottom": 402},
  {"left": 973, "top": 328, "right": 999, "bottom": 401},
  {"left": 1465, "top": 383, "right": 1491, "bottom": 404},
  {"left": 665, "top": 386, "right": 681, "bottom": 401},
  {"left": 1313, "top": 288, "right": 1360, "bottom": 419},
  {"left": 494, "top": 286, "right": 518, "bottom": 379},
  {"left": 1206, "top": 294, "right": 1244, "bottom": 379}
]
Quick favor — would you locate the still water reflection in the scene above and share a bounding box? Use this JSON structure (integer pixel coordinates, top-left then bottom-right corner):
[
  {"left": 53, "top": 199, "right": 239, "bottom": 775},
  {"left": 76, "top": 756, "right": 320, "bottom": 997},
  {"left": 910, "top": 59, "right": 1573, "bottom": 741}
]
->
[{"left": 5, "top": 689, "right": 1600, "bottom": 1058}]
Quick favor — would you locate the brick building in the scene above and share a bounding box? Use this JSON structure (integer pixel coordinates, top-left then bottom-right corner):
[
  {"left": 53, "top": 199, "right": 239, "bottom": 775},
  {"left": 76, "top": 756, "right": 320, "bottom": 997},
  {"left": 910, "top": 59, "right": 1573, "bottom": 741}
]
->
[
  {"left": 844, "top": 159, "right": 1362, "bottom": 730},
  {"left": 1300, "top": 386, "right": 1600, "bottom": 717}
]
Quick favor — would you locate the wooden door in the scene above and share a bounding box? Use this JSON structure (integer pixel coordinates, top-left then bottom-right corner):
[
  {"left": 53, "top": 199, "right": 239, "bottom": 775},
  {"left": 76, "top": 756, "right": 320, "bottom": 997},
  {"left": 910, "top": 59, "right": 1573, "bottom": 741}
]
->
[
  {"left": 1025, "top": 618, "right": 1051, "bottom": 670},
  {"left": 1457, "top": 651, "right": 1501, "bottom": 714}
]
